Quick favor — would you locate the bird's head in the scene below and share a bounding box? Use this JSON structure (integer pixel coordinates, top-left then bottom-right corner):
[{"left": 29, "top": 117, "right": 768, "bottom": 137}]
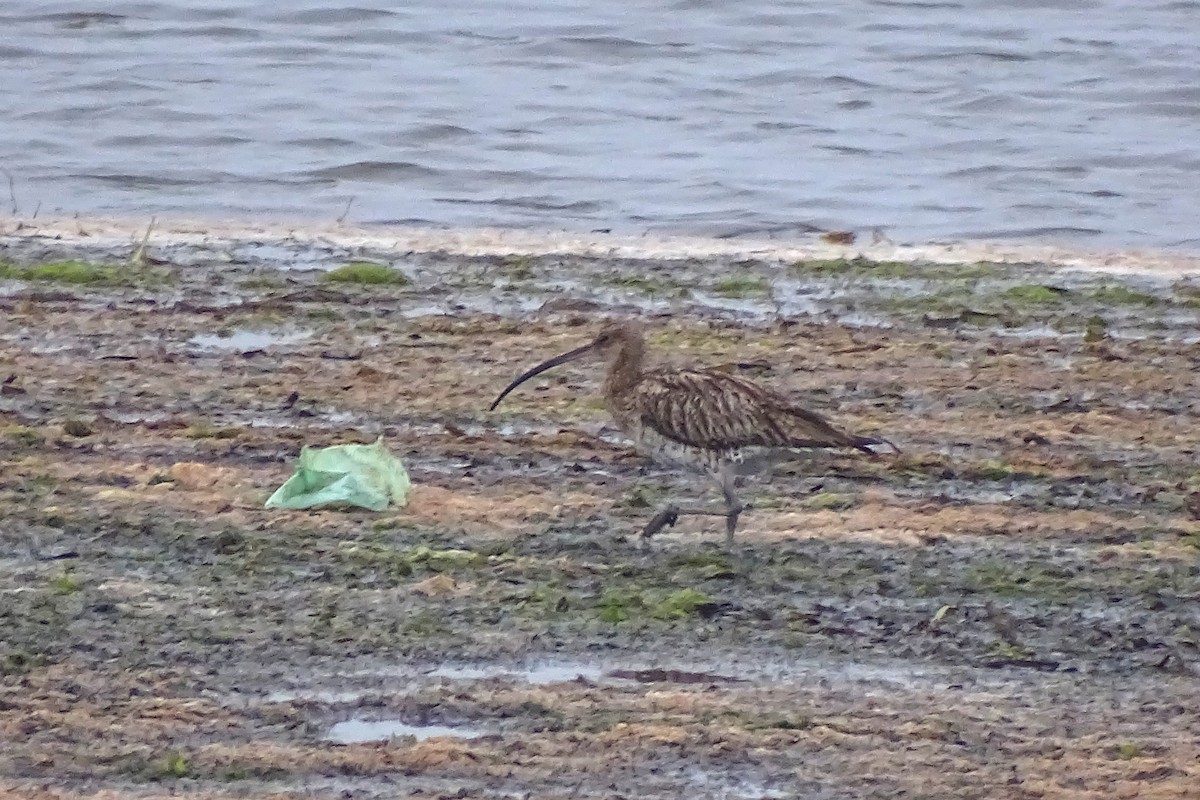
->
[
  {"left": 488, "top": 321, "right": 644, "bottom": 411},
  {"left": 588, "top": 321, "right": 642, "bottom": 357}
]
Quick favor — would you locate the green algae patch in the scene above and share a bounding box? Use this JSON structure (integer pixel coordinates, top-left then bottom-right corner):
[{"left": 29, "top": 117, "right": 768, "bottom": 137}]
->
[
  {"left": 405, "top": 545, "right": 486, "bottom": 570},
  {"left": 49, "top": 571, "right": 81, "bottom": 596},
  {"left": 805, "top": 491, "right": 858, "bottom": 511},
  {"left": 0, "top": 260, "right": 124, "bottom": 285},
  {"left": 0, "top": 258, "right": 176, "bottom": 287},
  {"left": 604, "top": 273, "right": 680, "bottom": 295},
  {"left": 597, "top": 586, "right": 713, "bottom": 623},
  {"left": 652, "top": 587, "right": 712, "bottom": 619},
  {"left": 596, "top": 587, "right": 641, "bottom": 623},
  {"left": 965, "top": 459, "right": 1040, "bottom": 481},
  {"left": 323, "top": 261, "right": 410, "bottom": 285},
  {"left": 619, "top": 482, "right": 666, "bottom": 509},
  {"left": 237, "top": 275, "right": 289, "bottom": 291},
  {"left": 1116, "top": 743, "right": 1144, "bottom": 760},
  {"left": 791, "top": 257, "right": 914, "bottom": 278},
  {"left": 1173, "top": 281, "right": 1200, "bottom": 307},
  {"left": 712, "top": 276, "right": 771, "bottom": 298},
  {"left": 790, "top": 257, "right": 1006, "bottom": 281},
  {"left": 2, "top": 425, "right": 45, "bottom": 447},
  {"left": 182, "top": 421, "right": 244, "bottom": 440},
  {"left": 666, "top": 551, "right": 738, "bottom": 583},
  {"left": 1088, "top": 285, "right": 1159, "bottom": 306},
  {"left": 1084, "top": 315, "right": 1109, "bottom": 342},
  {"left": 1001, "top": 284, "right": 1068, "bottom": 305},
  {"left": 502, "top": 255, "right": 536, "bottom": 280},
  {"left": 963, "top": 561, "right": 1094, "bottom": 603},
  {"left": 122, "top": 750, "right": 191, "bottom": 781},
  {"left": 0, "top": 650, "right": 49, "bottom": 677}
]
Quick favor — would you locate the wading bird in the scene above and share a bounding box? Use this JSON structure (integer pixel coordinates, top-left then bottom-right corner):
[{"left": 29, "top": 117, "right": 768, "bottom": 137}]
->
[{"left": 489, "top": 321, "right": 894, "bottom": 545}]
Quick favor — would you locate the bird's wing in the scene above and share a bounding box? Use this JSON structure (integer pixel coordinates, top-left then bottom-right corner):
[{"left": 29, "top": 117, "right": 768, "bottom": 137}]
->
[{"left": 630, "top": 368, "right": 868, "bottom": 451}]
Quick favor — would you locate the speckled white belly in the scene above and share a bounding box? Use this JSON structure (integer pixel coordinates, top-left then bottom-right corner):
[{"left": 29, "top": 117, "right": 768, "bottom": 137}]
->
[{"left": 629, "top": 422, "right": 777, "bottom": 476}]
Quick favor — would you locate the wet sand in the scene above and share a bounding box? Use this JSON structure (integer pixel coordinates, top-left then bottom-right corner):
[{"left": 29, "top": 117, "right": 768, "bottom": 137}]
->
[{"left": 1, "top": 218, "right": 1198, "bottom": 798}]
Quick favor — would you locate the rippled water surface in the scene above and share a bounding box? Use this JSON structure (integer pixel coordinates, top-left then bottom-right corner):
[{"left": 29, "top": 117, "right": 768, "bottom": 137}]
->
[{"left": 2, "top": 1, "right": 1199, "bottom": 246}]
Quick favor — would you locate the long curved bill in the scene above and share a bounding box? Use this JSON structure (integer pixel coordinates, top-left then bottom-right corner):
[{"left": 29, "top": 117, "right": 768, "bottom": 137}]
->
[{"left": 489, "top": 342, "right": 595, "bottom": 411}]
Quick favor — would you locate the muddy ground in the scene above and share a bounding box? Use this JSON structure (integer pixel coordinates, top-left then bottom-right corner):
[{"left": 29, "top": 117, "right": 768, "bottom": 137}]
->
[{"left": 1, "top": 225, "right": 1199, "bottom": 799}]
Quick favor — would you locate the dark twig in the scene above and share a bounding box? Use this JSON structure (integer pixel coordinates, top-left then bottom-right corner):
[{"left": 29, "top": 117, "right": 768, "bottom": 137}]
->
[{"left": 2, "top": 168, "right": 16, "bottom": 214}]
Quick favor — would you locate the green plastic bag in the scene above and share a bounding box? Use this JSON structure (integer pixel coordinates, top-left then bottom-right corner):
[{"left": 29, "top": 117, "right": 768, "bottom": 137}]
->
[{"left": 265, "top": 437, "right": 410, "bottom": 511}]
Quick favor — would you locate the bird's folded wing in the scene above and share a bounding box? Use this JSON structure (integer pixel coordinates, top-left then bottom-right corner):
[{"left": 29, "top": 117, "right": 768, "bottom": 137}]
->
[{"left": 631, "top": 368, "right": 860, "bottom": 450}]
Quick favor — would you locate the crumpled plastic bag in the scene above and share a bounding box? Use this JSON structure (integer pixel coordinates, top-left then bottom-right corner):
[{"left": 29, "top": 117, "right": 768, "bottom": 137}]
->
[{"left": 265, "top": 437, "right": 410, "bottom": 511}]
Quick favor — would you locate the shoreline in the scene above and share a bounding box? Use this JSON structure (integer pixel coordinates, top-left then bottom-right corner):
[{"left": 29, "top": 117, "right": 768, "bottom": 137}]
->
[{"left": 4, "top": 213, "right": 1200, "bottom": 277}]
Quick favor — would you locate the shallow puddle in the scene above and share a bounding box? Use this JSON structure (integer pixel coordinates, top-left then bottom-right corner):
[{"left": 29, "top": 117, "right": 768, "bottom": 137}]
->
[
  {"left": 263, "top": 660, "right": 608, "bottom": 707},
  {"left": 833, "top": 310, "right": 896, "bottom": 329},
  {"left": 428, "top": 661, "right": 605, "bottom": 684},
  {"left": 395, "top": 292, "right": 547, "bottom": 319},
  {"left": 429, "top": 655, "right": 947, "bottom": 695},
  {"left": 685, "top": 767, "right": 790, "bottom": 800},
  {"left": 189, "top": 328, "right": 312, "bottom": 352},
  {"left": 267, "top": 689, "right": 365, "bottom": 704},
  {"left": 232, "top": 241, "right": 341, "bottom": 269},
  {"left": 326, "top": 718, "right": 486, "bottom": 744},
  {"left": 269, "top": 655, "right": 946, "bottom": 710},
  {"left": 607, "top": 668, "right": 745, "bottom": 684}
]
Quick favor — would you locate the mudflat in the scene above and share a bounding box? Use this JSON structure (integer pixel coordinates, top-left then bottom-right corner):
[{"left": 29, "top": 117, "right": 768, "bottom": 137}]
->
[{"left": 2, "top": 221, "right": 1198, "bottom": 799}]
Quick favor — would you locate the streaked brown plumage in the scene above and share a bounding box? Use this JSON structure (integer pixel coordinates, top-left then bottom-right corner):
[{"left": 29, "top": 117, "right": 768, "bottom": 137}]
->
[{"left": 490, "top": 321, "right": 894, "bottom": 544}]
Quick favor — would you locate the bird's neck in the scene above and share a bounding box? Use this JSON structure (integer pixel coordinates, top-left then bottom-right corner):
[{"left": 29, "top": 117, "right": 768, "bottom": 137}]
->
[{"left": 602, "top": 339, "right": 645, "bottom": 402}]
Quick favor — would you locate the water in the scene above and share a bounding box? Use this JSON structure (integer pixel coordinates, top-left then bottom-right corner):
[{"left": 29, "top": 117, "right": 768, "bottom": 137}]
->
[
  {"left": 189, "top": 328, "right": 312, "bottom": 351},
  {"left": 2, "top": 1, "right": 1199, "bottom": 248},
  {"left": 427, "top": 661, "right": 605, "bottom": 683},
  {"left": 325, "top": 718, "right": 486, "bottom": 743}
]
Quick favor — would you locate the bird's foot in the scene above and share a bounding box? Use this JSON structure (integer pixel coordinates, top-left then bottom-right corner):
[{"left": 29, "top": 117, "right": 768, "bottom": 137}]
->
[
  {"left": 643, "top": 503, "right": 751, "bottom": 546},
  {"left": 641, "top": 505, "right": 681, "bottom": 540}
]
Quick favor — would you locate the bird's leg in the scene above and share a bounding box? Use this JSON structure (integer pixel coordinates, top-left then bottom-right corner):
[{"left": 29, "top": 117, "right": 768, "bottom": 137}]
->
[
  {"left": 642, "top": 464, "right": 747, "bottom": 545},
  {"left": 717, "top": 463, "right": 745, "bottom": 547},
  {"left": 641, "top": 504, "right": 730, "bottom": 540}
]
